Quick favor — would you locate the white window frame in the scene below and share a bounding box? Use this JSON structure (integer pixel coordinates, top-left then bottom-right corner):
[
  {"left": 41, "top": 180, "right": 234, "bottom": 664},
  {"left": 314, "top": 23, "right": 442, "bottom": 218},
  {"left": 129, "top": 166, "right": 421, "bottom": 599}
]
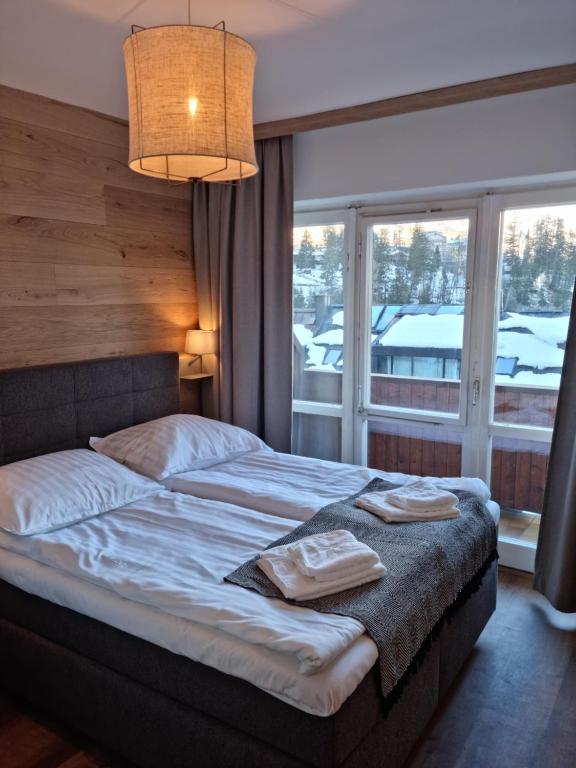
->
[
  {"left": 292, "top": 208, "right": 357, "bottom": 463},
  {"left": 294, "top": 183, "right": 576, "bottom": 571}
]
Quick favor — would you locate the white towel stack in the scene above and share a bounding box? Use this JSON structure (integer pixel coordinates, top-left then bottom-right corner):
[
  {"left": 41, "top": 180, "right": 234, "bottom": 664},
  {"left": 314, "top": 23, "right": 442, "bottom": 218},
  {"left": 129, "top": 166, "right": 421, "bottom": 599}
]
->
[
  {"left": 356, "top": 479, "right": 461, "bottom": 523},
  {"left": 257, "top": 530, "right": 386, "bottom": 601}
]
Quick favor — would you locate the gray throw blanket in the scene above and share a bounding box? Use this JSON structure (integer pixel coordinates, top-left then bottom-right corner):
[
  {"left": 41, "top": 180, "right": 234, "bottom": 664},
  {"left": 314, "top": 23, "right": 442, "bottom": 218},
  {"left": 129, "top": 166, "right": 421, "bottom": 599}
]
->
[{"left": 225, "top": 479, "right": 497, "bottom": 702}]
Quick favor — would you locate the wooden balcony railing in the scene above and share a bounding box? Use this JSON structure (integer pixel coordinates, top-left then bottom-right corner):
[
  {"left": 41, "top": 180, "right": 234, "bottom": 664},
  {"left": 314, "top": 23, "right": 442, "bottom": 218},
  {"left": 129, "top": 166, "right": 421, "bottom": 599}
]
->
[{"left": 296, "top": 368, "right": 556, "bottom": 514}]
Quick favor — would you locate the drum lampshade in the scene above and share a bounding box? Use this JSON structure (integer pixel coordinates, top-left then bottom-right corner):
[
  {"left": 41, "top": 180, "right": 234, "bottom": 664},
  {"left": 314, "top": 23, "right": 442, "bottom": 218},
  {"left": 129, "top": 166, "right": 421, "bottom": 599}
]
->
[{"left": 123, "top": 25, "right": 258, "bottom": 182}]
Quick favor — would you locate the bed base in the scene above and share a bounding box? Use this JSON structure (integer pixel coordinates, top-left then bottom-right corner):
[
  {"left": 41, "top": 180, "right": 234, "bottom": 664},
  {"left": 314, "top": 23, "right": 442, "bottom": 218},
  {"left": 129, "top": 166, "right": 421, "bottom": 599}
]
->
[{"left": 0, "top": 562, "right": 496, "bottom": 768}]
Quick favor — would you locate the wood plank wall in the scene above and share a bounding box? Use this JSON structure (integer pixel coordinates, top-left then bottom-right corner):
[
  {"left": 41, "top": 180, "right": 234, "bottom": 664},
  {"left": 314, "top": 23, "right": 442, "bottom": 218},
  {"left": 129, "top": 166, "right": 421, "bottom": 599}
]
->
[{"left": 0, "top": 85, "right": 197, "bottom": 370}]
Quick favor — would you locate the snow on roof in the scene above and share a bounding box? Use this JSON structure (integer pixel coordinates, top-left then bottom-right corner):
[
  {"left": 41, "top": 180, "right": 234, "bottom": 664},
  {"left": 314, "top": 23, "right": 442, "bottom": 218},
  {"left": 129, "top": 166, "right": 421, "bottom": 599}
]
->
[
  {"left": 293, "top": 324, "right": 313, "bottom": 347},
  {"left": 293, "top": 273, "right": 324, "bottom": 287},
  {"left": 497, "top": 330, "right": 564, "bottom": 370},
  {"left": 499, "top": 313, "right": 569, "bottom": 345},
  {"left": 306, "top": 342, "right": 328, "bottom": 367},
  {"left": 313, "top": 328, "right": 344, "bottom": 346},
  {"left": 331, "top": 310, "right": 344, "bottom": 326},
  {"left": 495, "top": 371, "right": 561, "bottom": 388},
  {"left": 377, "top": 314, "right": 464, "bottom": 350}
]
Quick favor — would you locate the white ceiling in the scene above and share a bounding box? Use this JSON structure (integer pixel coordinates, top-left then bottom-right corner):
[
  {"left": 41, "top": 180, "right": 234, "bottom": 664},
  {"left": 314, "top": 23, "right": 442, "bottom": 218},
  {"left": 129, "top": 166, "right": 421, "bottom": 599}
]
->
[{"left": 0, "top": 0, "right": 574, "bottom": 123}]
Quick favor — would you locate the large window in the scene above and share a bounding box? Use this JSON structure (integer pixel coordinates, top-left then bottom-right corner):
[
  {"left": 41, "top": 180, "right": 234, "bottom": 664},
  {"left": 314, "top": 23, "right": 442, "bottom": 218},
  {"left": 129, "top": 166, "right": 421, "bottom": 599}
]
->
[{"left": 292, "top": 189, "right": 576, "bottom": 570}]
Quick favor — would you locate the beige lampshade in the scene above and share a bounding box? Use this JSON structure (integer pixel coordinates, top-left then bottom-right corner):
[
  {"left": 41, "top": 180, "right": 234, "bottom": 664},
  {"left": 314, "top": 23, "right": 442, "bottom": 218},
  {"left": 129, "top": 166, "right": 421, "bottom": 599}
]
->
[
  {"left": 185, "top": 329, "right": 217, "bottom": 355},
  {"left": 123, "top": 25, "right": 258, "bottom": 182}
]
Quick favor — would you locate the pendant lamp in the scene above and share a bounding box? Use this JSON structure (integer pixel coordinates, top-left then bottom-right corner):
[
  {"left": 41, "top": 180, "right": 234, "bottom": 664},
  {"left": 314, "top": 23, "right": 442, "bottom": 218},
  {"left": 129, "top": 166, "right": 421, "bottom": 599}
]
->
[{"left": 123, "top": 21, "right": 258, "bottom": 182}]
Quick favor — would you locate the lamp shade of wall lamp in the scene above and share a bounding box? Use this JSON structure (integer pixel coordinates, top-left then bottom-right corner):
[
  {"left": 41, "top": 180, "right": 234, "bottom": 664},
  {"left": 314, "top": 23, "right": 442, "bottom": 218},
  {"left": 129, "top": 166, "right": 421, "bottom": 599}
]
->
[
  {"left": 185, "top": 329, "right": 218, "bottom": 356},
  {"left": 123, "top": 24, "right": 258, "bottom": 182}
]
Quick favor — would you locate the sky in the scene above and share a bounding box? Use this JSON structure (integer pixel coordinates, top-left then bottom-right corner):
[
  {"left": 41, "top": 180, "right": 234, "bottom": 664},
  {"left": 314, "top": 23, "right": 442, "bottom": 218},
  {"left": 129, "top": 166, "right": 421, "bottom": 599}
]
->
[{"left": 293, "top": 204, "right": 576, "bottom": 251}]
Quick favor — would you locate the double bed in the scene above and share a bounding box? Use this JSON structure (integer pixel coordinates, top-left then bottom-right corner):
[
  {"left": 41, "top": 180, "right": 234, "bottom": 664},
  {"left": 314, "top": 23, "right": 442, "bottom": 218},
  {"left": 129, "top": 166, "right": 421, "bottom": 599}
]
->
[{"left": 0, "top": 352, "right": 498, "bottom": 768}]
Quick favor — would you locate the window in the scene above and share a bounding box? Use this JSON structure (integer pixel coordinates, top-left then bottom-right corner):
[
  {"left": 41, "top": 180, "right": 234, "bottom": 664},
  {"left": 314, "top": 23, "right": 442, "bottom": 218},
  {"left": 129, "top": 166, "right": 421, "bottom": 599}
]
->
[
  {"left": 293, "top": 189, "right": 576, "bottom": 570},
  {"left": 292, "top": 212, "right": 353, "bottom": 462}
]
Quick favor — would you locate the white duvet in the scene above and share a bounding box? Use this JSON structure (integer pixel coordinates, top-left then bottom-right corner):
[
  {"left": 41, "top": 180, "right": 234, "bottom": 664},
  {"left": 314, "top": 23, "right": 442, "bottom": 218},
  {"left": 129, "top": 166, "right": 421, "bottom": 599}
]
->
[
  {"left": 0, "top": 451, "right": 499, "bottom": 716},
  {"left": 0, "top": 491, "right": 364, "bottom": 675},
  {"left": 163, "top": 450, "right": 497, "bottom": 523}
]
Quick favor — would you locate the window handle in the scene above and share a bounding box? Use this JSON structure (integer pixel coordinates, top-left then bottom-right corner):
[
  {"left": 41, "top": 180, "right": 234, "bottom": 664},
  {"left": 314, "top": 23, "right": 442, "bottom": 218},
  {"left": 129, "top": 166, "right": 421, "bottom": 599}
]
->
[{"left": 472, "top": 377, "right": 480, "bottom": 406}]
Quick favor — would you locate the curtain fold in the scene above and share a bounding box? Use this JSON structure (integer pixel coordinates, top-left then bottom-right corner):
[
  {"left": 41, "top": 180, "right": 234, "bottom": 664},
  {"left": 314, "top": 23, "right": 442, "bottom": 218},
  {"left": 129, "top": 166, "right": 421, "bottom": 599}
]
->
[
  {"left": 191, "top": 136, "right": 293, "bottom": 452},
  {"left": 534, "top": 284, "right": 576, "bottom": 612}
]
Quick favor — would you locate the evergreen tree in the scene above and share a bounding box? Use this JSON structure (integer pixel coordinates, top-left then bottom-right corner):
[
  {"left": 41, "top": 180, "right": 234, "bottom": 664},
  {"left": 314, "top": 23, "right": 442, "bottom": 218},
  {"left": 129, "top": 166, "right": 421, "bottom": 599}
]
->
[
  {"left": 372, "top": 229, "right": 393, "bottom": 303},
  {"left": 295, "top": 229, "right": 316, "bottom": 272},
  {"left": 321, "top": 226, "right": 344, "bottom": 303},
  {"left": 502, "top": 217, "right": 522, "bottom": 311},
  {"left": 407, "top": 225, "right": 436, "bottom": 302}
]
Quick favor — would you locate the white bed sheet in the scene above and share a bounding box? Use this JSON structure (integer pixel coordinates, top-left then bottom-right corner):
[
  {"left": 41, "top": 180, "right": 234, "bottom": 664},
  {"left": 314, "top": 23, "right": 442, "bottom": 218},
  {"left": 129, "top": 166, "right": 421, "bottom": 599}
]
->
[{"left": 163, "top": 450, "right": 501, "bottom": 525}]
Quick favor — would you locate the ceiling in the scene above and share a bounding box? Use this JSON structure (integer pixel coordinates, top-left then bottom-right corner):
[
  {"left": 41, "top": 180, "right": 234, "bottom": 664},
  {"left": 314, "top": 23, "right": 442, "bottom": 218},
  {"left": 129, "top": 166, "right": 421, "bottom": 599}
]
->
[{"left": 0, "top": 0, "right": 574, "bottom": 124}]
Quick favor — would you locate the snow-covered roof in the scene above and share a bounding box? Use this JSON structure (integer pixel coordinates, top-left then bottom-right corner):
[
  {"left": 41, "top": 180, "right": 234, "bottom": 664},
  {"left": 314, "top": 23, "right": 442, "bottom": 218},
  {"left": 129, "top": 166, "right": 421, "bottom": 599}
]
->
[
  {"left": 377, "top": 314, "right": 464, "bottom": 350},
  {"left": 313, "top": 328, "right": 344, "bottom": 346},
  {"left": 331, "top": 310, "right": 344, "bottom": 326},
  {"left": 305, "top": 342, "right": 326, "bottom": 367},
  {"left": 293, "top": 324, "right": 313, "bottom": 347},
  {"left": 293, "top": 273, "right": 324, "bottom": 288},
  {"left": 497, "top": 329, "right": 564, "bottom": 370},
  {"left": 495, "top": 371, "right": 561, "bottom": 387},
  {"left": 499, "top": 313, "right": 569, "bottom": 345}
]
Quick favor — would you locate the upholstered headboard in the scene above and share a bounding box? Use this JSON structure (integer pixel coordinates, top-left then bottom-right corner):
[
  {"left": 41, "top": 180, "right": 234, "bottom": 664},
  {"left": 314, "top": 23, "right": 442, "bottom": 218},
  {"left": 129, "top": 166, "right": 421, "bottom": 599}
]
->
[{"left": 0, "top": 353, "right": 180, "bottom": 466}]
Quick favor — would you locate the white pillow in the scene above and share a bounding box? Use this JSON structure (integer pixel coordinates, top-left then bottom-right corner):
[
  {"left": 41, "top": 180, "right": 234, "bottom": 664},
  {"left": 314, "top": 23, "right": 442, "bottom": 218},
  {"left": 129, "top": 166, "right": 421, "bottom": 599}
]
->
[
  {"left": 90, "top": 414, "right": 269, "bottom": 481},
  {"left": 0, "top": 449, "right": 163, "bottom": 536}
]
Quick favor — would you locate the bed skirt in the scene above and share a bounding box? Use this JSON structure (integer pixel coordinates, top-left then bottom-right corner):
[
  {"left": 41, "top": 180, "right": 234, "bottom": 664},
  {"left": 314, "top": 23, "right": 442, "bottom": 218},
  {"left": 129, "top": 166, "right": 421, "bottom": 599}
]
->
[{"left": 0, "top": 562, "right": 497, "bottom": 768}]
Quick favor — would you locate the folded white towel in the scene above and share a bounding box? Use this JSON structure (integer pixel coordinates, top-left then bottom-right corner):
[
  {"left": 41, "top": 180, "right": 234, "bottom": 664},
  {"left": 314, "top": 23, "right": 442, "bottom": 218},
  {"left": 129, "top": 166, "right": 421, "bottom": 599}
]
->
[
  {"left": 385, "top": 480, "right": 459, "bottom": 511},
  {"left": 356, "top": 493, "right": 460, "bottom": 523},
  {"left": 258, "top": 542, "right": 386, "bottom": 601},
  {"left": 285, "top": 530, "right": 380, "bottom": 580}
]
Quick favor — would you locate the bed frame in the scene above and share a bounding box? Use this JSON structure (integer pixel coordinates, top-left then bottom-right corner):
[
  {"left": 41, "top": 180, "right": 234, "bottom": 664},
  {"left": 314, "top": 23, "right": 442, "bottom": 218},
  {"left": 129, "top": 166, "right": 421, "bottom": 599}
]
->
[{"left": 0, "top": 353, "right": 497, "bottom": 768}]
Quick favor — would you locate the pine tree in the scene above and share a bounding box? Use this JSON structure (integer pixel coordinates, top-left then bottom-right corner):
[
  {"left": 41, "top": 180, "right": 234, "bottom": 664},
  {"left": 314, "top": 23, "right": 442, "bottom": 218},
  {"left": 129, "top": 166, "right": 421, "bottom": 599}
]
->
[
  {"left": 321, "top": 226, "right": 344, "bottom": 303},
  {"left": 295, "top": 229, "right": 316, "bottom": 272},
  {"left": 407, "top": 225, "right": 436, "bottom": 302},
  {"left": 502, "top": 218, "right": 522, "bottom": 311},
  {"left": 372, "top": 229, "right": 393, "bottom": 303}
]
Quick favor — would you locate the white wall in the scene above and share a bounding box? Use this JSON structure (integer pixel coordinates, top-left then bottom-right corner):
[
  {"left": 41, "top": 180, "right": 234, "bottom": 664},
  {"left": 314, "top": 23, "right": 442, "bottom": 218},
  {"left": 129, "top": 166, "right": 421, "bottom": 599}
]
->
[{"left": 294, "top": 85, "right": 576, "bottom": 203}]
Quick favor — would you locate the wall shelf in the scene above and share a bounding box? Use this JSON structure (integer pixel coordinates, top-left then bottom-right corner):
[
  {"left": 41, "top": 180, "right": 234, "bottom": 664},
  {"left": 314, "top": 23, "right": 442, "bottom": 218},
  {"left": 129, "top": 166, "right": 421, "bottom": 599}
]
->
[{"left": 180, "top": 373, "right": 213, "bottom": 381}]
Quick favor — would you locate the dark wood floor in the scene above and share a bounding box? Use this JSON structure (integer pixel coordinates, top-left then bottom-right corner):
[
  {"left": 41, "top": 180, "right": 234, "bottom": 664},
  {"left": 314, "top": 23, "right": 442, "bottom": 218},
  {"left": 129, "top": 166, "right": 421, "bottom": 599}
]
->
[{"left": 1, "top": 567, "right": 575, "bottom": 768}]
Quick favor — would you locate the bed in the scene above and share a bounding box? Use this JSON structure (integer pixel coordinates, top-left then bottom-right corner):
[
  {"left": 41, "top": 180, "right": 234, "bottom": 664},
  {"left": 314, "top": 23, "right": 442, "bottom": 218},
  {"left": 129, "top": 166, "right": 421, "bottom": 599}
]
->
[{"left": 0, "top": 352, "right": 497, "bottom": 768}]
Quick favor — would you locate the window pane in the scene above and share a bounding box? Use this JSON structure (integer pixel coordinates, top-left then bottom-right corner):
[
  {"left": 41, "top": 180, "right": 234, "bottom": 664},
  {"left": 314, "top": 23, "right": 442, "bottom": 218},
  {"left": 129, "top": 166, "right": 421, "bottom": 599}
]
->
[
  {"left": 493, "top": 204, "right": 576, "bottom": 426},
  {"left": 369, "top": 218, "right": 470, "bottom": 414},
  {"left": 368, "top": 420, "right": 462, "bottom": 476},
  {"left": 293, "top": 224, "right": 345, "bottom": 404},
  {"left": 413, "top": 357, "right": 444, "bottom": 378},
  {"left": 292, "top": 413, "right": 341, "bottom": 462}
]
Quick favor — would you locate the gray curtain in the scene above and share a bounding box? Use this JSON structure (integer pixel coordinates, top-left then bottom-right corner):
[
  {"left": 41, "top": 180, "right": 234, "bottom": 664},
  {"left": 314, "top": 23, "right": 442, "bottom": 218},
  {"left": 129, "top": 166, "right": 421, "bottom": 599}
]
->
[
  {"left": 191, "top": 136, "right": 293, "bottom": 452},
  {"left": 534, "top": 284, "right": 576, "bottom": 612}
]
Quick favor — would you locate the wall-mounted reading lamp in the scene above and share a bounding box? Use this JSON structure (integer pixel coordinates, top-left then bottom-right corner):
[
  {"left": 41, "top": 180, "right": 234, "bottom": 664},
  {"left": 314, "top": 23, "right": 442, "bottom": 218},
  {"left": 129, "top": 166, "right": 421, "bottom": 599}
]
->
[{"left": 184, "top": 329, "right": 217, "bottom": 372}]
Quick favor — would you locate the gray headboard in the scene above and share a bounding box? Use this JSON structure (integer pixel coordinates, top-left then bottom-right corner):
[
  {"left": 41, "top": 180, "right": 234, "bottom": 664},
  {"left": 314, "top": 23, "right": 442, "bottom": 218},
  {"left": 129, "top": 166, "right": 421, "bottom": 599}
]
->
[{"left": 0, "top": 352, "right": 180, "bottom": 466}]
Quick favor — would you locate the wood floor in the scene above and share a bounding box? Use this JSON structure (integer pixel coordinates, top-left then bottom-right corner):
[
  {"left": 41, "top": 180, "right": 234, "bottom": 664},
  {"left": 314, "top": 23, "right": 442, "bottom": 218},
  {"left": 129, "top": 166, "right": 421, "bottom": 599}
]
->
[{"left": 1, "top": 567, "right": 575, "bottom": 768}]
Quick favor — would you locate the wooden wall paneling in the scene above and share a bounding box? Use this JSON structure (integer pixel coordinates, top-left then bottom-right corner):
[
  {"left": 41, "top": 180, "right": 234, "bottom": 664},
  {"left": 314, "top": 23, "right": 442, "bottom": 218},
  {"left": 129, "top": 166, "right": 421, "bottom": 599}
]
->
[
  {"left": 0, "top": 215, "right": 191, "bottom": 269},
  {"left": 54, "top": 265, "right": 196, "bottom": 306},
  {"left": 0, "top": 336, "right": 189, "bottom": 372},
  {"left": 104, "top": 186, "right": 190, "bottom": 235},
  {"left": 0, "top": 165, "right": 105, "bottom": 224},
  {"left": 0, "top": 262, "right": 56, "bottom": 306},
  {"left": 0, "top": 86, "right": 196, "bottom": 371},
  {"left": 0, "top": 116, "right": 189, "bottom": 200},
  {"left": 0, "top": 304, "right": 196, "bottom": 354},
  {"left": 0, "top": 85, "right": 128, "bottom": 147}
]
